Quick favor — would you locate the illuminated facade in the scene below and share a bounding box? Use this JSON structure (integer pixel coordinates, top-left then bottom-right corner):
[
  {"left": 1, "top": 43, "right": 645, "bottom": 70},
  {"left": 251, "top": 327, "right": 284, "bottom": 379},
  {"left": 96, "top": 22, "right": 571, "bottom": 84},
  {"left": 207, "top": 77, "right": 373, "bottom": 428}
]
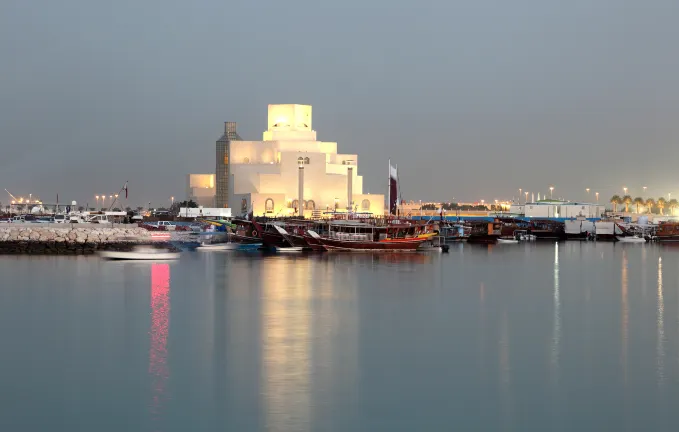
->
[
  {"left": 228, "top": 104, "right": 384, "bottom": 217},
  {"left": 186, "top": 174, "right": 215, "bottom": 207}
]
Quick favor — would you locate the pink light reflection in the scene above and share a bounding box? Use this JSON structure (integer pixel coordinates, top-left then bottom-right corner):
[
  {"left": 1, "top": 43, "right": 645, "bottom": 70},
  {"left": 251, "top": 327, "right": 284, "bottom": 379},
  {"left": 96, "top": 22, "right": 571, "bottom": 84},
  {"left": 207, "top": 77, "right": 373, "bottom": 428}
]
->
[{"left": 149, "top": 263, "right": 170, "bottom": 417}]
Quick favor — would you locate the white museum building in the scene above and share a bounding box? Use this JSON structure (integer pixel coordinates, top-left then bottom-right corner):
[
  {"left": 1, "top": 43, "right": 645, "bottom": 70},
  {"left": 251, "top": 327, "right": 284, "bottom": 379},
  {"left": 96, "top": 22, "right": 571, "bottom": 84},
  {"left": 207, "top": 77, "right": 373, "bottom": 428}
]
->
[{"left": 228, "top": 104, "right": 384, "bottom": 217}]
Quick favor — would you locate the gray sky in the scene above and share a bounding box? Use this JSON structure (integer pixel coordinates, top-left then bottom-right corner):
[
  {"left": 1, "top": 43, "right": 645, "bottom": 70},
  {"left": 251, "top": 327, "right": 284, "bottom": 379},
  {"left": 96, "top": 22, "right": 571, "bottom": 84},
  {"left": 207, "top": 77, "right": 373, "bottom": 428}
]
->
[{"left": 2, "top": 0, "right": 679, "bottom": 208}]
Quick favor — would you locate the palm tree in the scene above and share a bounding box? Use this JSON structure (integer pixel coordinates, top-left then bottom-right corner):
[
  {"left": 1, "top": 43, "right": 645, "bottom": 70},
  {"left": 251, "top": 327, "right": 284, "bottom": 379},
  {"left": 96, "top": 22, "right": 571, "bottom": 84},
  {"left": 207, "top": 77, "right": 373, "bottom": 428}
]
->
[
  {"left": 669, "top": 199, "right": 679, "bottom": 216},
  {"left": 610, "top": 195, "right": 622, "bottom": 212},
  {"left": 633, "top": 197, "right": 644, "bottom": 213},
  {"left": 657, "top": 197, "right": 666, "bottom": 215},
  {"left": 622, "top": 195, "right": 632, "bottom": 212},
  {"left": 645, "top": 198, "right": 655, "bottom": 214}
]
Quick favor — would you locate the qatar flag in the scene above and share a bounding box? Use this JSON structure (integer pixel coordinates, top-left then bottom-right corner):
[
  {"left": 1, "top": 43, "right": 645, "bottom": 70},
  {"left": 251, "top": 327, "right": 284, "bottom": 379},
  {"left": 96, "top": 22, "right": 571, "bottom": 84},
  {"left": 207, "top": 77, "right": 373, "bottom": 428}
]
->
[{"left": 388, "top": 161, "right": 398, "bottom": 215}]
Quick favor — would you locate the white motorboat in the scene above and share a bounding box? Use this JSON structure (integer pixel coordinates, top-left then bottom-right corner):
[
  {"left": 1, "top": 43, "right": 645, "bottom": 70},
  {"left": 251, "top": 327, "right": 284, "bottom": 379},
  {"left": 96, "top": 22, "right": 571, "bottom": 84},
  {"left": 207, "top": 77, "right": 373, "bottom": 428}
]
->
[
  {"left": 617, "top": 235, "right": 646, "bottom": 243},
  {"left": 99, "top": 245, "right": 179, "bottom": 260},
  {"left": 417, "top": 236, "right": 449, "bottom": 252},
  {"left": 196, "top": 243, "right": 238, "bottom": 251},
  {"left": 497, "top": 238, "right": 519, "bottom": 244}
]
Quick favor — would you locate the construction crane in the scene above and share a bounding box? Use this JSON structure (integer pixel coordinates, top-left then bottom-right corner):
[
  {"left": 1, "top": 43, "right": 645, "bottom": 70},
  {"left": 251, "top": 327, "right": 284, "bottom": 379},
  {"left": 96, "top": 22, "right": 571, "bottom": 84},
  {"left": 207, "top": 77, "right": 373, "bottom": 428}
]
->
[{"left": 4, "top": 189, "right": 20, "bottom": 203}]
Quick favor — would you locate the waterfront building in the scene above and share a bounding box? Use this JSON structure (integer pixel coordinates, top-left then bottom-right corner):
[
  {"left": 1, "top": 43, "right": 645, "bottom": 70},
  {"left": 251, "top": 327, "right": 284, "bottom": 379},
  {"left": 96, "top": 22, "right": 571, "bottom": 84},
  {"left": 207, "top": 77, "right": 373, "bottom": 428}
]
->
[
  {"left": 510, "top": 201, "right": 606, "bottom": 219},
  {"left": 223, "top": 104, "right": 384, "bottom": 217},
  {"left": 185, "top": 174, "right": 216, "bottom": 207}
]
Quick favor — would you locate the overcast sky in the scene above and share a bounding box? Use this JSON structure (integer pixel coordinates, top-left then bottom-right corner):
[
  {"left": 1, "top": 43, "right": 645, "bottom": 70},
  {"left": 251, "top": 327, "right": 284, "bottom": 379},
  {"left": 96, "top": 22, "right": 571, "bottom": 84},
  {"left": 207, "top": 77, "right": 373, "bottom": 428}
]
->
[{"left": 2, "top": 0, "right": 679, "bottom": 207}]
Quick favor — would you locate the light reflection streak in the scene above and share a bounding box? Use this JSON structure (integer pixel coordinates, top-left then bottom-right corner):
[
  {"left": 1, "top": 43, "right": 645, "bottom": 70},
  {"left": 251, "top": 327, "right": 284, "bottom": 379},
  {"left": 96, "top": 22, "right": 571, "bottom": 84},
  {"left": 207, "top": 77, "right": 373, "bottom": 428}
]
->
[
  {"left": 621, "top": 250, "right": 628, "bottom": 385},
  {"left": 657, "top": 257, "right": 665, "bottom": 387},
  {"left": 499, "top": 311, "right": 512, "bottom": 426},
  {"left": 550, "top": 243, "right": 560, "bottom": 382},
  {"left": 149, "top": 263, "right": 170, "bottom": 418},
  {"left": 262, "top": 259, "right": 311, "bottom": 431}
]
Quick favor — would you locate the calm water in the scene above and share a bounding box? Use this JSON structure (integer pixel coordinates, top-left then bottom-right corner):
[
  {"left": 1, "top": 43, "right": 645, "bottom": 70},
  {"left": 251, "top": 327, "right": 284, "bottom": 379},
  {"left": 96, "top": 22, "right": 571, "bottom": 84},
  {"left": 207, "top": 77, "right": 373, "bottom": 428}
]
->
[{"left": 1, "top": 243, "right": 679, "bottom": 431}]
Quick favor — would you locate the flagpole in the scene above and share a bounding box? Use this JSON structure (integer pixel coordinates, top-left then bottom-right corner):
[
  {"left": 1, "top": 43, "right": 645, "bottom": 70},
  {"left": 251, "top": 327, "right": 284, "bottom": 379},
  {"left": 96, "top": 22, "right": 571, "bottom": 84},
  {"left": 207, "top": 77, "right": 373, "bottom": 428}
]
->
[{"left": 387, "top": 158, "right": 391, "bottom": 217}]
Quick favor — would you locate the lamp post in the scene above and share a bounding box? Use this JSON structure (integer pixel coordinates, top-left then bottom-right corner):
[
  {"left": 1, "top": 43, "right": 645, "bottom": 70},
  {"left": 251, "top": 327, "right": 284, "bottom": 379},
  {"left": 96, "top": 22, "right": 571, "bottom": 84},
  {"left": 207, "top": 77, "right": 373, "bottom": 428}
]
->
[
  {"left": 643, "top": 186, "right": 647, "bottom": 195},
  {"left": 549, "top": 186, "right": 554, "bottom": 199},
  {"left": 595, "top": 192, "right": 599, "bottom": 202},
  {"left": 519, "top": 188, "right": 522, "bottom": 203},
  {"left": 95, "top": 195, "right": 99, "bottom": 208},
  {"left": 524, "top": 191, "right": 529, "bottom": 204},
  {"left": 623, "top": 187, "right": 627, "bottom": 195},
  {"left": 586, "top": 188, "right": 590, "bottom": 200}
]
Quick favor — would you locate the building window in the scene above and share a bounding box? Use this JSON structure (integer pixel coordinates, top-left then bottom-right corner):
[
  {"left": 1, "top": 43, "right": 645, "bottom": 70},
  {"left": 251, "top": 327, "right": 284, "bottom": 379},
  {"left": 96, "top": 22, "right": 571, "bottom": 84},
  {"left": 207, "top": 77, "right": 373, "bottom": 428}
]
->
[
  {"left": 224, "top": 155, "right": 229, "bottom": 164},
  {"left": 304, "top": 157, "right": 310, "bottom": 164},
  {"left": 243, "top": 157, "right": 249, "bottom": 163},
  {"left": 361, "top": 199, "right": 370, "bottom": 210},
  {"left": 342, "top": 161, "right": 346, "bottom": 165},
  {"left": 306, "top": 200, "right": 315, "bottom": 210},
  {"left": 265, "top": 198, "right": 274, "bottom": 212}
]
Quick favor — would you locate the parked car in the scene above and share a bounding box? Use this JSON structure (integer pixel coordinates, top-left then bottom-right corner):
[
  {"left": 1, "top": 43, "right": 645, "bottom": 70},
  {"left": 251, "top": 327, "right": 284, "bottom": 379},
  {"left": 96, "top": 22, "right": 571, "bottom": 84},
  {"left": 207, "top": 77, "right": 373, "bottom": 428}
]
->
[{"left": 143, "top": 221, "right": 176, "bottom": 231}]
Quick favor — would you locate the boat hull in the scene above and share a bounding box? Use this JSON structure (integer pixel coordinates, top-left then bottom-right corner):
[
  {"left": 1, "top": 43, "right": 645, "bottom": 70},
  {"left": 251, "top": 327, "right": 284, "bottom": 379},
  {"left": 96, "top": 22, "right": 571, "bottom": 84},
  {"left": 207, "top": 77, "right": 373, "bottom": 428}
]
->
[
  {"left": 99, "top": 251, "right": 179, "bottom": 260},
  {"left": 261, "top": 231, "right": 291, "bottom": 248},
  {"left": 467, "top": 234, "right": 499, "bottom": 244},
  {"left": 229, "top": 234, "right": 261, "bottom": 244},
  {"left": 317, "top": 237, "right": 427, "bottom": 251},
  {"left": 616, "top": 236, "right": 646, "bottom": 243},
  {"left": 302, "top": 234, "right": 327, "bottom": 251}
]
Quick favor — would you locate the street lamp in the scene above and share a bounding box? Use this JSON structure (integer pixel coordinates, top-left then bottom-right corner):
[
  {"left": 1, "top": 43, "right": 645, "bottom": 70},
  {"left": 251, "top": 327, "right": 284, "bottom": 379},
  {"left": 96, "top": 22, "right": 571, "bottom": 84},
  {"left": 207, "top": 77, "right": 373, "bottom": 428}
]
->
[
  {"left": 643, "top": 186, "right": 647, "bottom": 195},
  {"left": 519, "top": 188, "right": 522, "bottom": 203},
  {"left": 549, "top": 186, "right": 554, "bottom": 199},
  {"left": 524, "top": 191, "right": 529, "bottom": 204},
  {"left": 95, "top": 195, "right": 99, "bottom": 207},
  {"left": 171, "top": 196, "right": 175, "bottom": 207},
  {"left": 623, "top": 187, "right": 627, "bottom": 195},
  {"left": 586, "top": 188, "right": 590, "bottom": 200},
  {"left": 595, "top": 192, "right": 599, "bottom": 202}
]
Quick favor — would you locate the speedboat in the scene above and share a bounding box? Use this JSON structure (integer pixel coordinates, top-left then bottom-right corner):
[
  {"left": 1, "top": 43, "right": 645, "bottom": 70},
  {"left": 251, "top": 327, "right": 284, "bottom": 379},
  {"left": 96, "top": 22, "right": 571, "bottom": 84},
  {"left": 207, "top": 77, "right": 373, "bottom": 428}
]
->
[
  {"left": 497, "top": 238, "right": 519, "bottom": 244},
  {"left": 617, "top": 235, "right": 646, "bottom": 243},
  {"left": 99, "top": 245, "right": 179, "bottom": 260},
  {"left": 196, "top": 242, "right": 238, "bottom": 251}
]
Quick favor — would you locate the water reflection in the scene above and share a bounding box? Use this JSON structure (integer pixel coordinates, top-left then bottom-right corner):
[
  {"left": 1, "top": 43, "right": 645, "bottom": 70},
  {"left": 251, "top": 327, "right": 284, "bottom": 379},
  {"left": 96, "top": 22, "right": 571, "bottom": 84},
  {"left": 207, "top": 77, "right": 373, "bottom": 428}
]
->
[
  {"left": 551, "top": 243, "right": 560, "bottom": 382},
  {"left": 621, "top": 249, "right": 628, "bottom": 385},
  {"left": 149, "top": 263, "right": 170, "bottom": 420},
  {"left": 261, "top": 258, "right": 312, "bottom": 431},
  {"left": 657, "top": 257, "right": 665, "bottom": 386},
  {"left": 499, "top": 311, "right": 512, "bottom": 426}
]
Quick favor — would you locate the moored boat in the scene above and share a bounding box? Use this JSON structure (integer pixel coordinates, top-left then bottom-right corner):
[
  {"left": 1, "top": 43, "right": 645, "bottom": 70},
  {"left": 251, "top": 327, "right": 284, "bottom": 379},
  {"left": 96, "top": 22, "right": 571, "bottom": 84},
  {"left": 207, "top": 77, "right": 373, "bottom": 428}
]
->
[
  {"left": 308, "top": 220, "right": 435, "bottom": 251},
  {"left": 654, "top": 222, "right": 679, "bottom": 242},
  {"left": 467, "top": 221, "right": 501, "bottom": 244},
  {"left": 229, "top": 219, "right": 262, "bottom": 244},
  {"left": 616, "top": 235, "right": 646, "bottom": 243},
  {"left": 99, "top": 245, "right": 179, "bottom": 260}
]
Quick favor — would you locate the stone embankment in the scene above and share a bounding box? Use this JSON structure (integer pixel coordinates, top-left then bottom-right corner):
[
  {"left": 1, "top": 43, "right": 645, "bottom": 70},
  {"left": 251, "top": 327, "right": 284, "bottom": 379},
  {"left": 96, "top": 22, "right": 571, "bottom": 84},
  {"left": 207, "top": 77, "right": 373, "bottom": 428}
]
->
[{"left": 0, "top": 226, "right": 155, "bottom": 255}]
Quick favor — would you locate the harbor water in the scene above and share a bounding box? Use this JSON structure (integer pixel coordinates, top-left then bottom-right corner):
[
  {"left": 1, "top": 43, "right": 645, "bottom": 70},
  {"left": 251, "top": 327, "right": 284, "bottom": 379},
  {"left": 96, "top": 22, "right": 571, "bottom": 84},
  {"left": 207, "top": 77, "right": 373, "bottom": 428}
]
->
[{"left": 1, "top": 243, "right": 679, "bottom": 431}]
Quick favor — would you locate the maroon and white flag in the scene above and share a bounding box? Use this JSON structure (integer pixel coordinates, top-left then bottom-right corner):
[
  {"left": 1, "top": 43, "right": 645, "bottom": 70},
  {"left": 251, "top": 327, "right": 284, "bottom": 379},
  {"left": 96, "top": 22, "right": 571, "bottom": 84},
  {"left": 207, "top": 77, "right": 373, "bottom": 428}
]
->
[{"left": 388, "top": 162, "right": 398, "bottom": 215}]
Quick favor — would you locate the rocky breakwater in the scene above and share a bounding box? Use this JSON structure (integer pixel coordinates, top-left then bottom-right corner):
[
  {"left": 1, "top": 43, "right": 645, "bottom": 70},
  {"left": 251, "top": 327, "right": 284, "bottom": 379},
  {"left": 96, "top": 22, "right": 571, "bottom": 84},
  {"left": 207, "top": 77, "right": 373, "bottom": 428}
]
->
[{"left": 0, "top": 226, "right": 155, "bottom": 255}]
